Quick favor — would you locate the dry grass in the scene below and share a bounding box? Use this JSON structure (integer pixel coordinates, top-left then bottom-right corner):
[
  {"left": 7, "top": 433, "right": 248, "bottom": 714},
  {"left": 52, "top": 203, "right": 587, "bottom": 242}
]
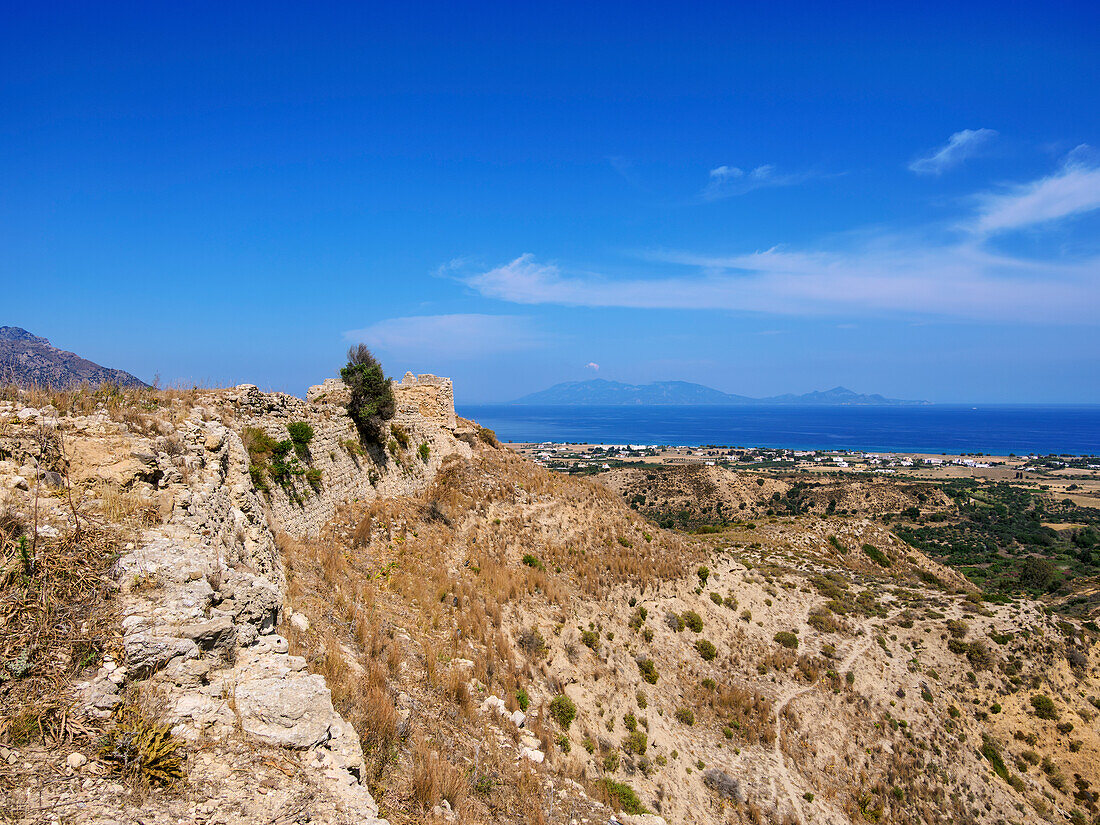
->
[
  {"left": 0, "top": 521, "right": 122, "bottom": 747},
  {"left": 270, "top": 447, "right": 702, "bottom": 823},
  {"left": 409, "top": 738, "right": 468, "bottom": 813},
  {"left": 94, "top": 481, "right": 164, "bottom": 526}
]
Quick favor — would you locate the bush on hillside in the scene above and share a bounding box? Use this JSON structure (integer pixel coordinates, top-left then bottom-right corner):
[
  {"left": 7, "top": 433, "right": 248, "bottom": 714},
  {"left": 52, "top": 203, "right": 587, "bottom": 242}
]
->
[
  {"left": 774, "top": 631, "right": 799, "bottom": 650},
  {"left": 549, "top": 694, "right": 577, "bottom": 729},
  {"left": 695, "top": 639, "right": 717, "bottom": 661}
]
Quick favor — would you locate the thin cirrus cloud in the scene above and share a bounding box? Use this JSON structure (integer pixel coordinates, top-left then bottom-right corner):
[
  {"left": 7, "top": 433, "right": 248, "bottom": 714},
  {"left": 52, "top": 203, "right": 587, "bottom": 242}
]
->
[
  {"left": 344, "top": 314, "right": 544, "bottom": 360},
  {"left": 464, "top": 157, "right": 1100, "bottom": 324},
  {"left": 701, "top": 163, "right": 813, "bottom": 200},
  {"left": 908, "top": 128, "right": 998, "bottom": 175},
  {"left": 970, "top": 147, "right": 1100, "bottom": 233}
]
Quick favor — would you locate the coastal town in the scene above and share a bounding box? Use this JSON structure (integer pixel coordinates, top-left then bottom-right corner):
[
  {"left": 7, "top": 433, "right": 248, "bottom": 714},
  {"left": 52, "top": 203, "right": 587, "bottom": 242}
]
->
[{"left": 509, "top": 441, "right": 1100, "bottom": 486}]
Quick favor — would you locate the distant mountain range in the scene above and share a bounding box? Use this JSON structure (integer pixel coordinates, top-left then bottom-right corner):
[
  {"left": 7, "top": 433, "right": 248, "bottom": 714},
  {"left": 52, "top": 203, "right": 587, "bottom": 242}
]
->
[
  {"left": 511, "top": 379, "right": 927, "bottom": 406},
  {"left": 0, "top": 326, "right": 147, "bottom": 389}
]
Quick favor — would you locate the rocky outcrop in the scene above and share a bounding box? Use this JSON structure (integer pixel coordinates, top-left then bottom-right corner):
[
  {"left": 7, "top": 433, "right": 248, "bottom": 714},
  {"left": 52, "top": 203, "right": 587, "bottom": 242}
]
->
[
  {"left": 83, "top": 403, "right": 388, "bottom": 822},
  {"left": 0, "top": 379, "right": 472, "bottom": 824}
]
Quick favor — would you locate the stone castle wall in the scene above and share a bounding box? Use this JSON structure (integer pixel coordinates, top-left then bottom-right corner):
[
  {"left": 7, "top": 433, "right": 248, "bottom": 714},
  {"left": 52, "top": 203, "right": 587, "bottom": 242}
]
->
[{"left": 226, "top": 375, "right": 468, "bottom": 538}]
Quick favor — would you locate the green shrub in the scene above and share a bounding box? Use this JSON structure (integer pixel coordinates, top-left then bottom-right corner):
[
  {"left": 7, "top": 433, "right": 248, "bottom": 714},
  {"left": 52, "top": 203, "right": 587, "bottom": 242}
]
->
[
  {"left": 862, "top": 544, "right": 891, "bottom": 567},
  {"left": 682, "top": 611, "right": 703, "bottom": 632},
  {"left": 522, "top": 554, "right": 545, "bottom": 571},
  {"left": 477, "top": 426, "right": 498, "bottom": 447},
  {"left": 581, "top": 630, "right": 599, "bottom": 650},
  {"left": 807, "top": 608, "right": 839, "bottom": 634},
  {"left": 695, "top": 640, "right": 717, "bottom": 661},
  {"left": 947, "top": 638, "right": 970, "bottom": 655},
  {"left": 828, "top": 535, "right": 847, "bottom": 554},
  {"left": 286, "top": 421, "right": 314, "bottom": 459},
  {"left": 341, "top": 345, "right": 395, "bottom": 441},
  {"left": 774, "top": 631, "right": 799, "bottom": 649},
  {"left": 305, "top": 468, "right": 323, "bottom": 490},
  {"left": 549, "top": 695, "right": 577, "bottom": 729},
  {"left": 637, "top": 658, "right": 658, "bottom": 684},
  {"left": 617, "top": 536, "right": 632, "bottom": 547},
  {"left": 710, "top": 592, "right": 723, "bottom": 606},
  {"left": 623, "top": 730, "right": 647, "bottom": 755},
  {"left": 697, "top": 566, "right": 710, "bottom": 586},
  {"left": 556, "top": 733, "right": 570, "bottom": 753},
  {"left": 980, "top": 736, "right": 1011, "bottom": 783},
  {"left": 1031, "top": 694, "right": 1058, "bottom": 720},
  {"left": 515, "top": 688, "right": 529, "bottom": 711},
  {"left": 243, "top": 427, "right": 278, "bottom": 462},
  {"left": 945, "top": 619, "right": 968, "bottom": 638},
  {"left": 674, "top": 707, "right": 695, "bottom": 725},
  {"left": 418, "top": 443, "right": 430, "bottom": 462},
  {"left": 598, "top": 779, "right": 648, "bottom": 814}
]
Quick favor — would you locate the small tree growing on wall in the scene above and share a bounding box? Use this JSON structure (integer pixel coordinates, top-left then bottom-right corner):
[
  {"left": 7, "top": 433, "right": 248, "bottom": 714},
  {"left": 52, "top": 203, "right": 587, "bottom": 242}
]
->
[{"left": 340, "top": 344, "right": 395, "bottom": 441}]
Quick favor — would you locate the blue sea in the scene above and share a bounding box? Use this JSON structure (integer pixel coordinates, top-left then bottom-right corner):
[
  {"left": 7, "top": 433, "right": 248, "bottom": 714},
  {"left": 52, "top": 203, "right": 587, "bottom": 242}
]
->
[{"left": 457, "top": 405, "right": 1100, "bottom": 455}]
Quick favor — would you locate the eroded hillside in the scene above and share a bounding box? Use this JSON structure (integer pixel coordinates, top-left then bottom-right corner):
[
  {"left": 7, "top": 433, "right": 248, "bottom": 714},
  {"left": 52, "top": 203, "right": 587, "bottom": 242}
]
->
[{"left": 2, "top": 382, "right": 1099, "bottom": 825}]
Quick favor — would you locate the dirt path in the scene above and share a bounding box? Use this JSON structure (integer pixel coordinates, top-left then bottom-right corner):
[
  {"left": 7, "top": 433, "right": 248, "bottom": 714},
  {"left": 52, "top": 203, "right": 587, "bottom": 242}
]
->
[{"left": 772, "top": 634, "right": 875, "bottom": 823}]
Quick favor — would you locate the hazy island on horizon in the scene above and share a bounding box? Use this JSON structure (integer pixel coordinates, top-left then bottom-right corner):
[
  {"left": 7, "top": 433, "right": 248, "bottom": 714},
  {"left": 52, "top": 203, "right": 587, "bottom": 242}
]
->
[{"left": 510, "top": 378, "right": 929, "bottom": 406}]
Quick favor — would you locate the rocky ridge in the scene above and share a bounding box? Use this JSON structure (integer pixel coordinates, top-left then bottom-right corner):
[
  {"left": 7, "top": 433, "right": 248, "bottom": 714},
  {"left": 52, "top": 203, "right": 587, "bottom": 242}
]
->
[
  {"left": 0, "top": 376, "right": 471, "bottom": 824},
  {"left": 0, "top": 326, "right": 147, "bottom": 389}
]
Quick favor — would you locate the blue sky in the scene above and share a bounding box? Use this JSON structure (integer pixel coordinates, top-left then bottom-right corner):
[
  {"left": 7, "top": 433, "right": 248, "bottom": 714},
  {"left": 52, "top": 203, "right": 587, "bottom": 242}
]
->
[{"left": 3, "top": 1, "right": 1099, "bottom": 402}]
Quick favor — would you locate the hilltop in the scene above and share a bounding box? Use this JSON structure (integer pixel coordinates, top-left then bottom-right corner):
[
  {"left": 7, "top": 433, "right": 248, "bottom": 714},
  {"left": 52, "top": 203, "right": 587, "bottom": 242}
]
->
[
  {"left": 0, "top": 326, "right": 147, "bottom": 389},
  {"left": 1, "top": 373, "right": 1097, "bottom": 825},
  {"left": 513, "top": 379, "right": 927, "bottom": 406}
]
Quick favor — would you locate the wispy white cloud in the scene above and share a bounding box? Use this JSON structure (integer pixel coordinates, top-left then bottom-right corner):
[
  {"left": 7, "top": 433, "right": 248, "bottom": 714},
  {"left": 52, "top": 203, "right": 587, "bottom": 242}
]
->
[
  {"left": 585, "top": 361, "right": 600, "bottom": 371},
  {"left": 344, "top": 314, "right": 544, "bottom": 360},
  {"left": 971, "top": 147, "right": 1100, "bottom": 233},
  {"left": 701, "top": 163, "right": 813, "bottom": 200},
  {"left": 464, "top": 157, "right": 1100, "bottom": 324},
  {"left": 464, "top": 247, "right": 1098, "bottom": 323},
  {"left": 909, "top": 128, "right": 998, "bottom": 175}
]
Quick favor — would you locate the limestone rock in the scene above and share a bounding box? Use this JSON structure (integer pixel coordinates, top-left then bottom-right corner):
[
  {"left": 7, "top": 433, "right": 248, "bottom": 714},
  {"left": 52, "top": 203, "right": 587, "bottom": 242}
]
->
[
  {"left": 82, "top": 676, "right": 122, "bottom": 717},
  {"left": 124, "top": 633, "right": 199, "bottom": 678},
  {"left": 233, "top": 673, "right": 340, "bottom": 749},
  {"left": 179, "top": 616, "right": 236, "bottom": 651},
  {"left": 66, "top": 752, "right": 88, "bottom": 770}
]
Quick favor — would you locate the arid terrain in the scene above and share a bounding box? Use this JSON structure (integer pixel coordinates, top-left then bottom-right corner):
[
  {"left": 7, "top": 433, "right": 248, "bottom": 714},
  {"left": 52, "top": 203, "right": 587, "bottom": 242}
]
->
[{"left": 2, "top": 380, "right": 1099, "bottom": 825}]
